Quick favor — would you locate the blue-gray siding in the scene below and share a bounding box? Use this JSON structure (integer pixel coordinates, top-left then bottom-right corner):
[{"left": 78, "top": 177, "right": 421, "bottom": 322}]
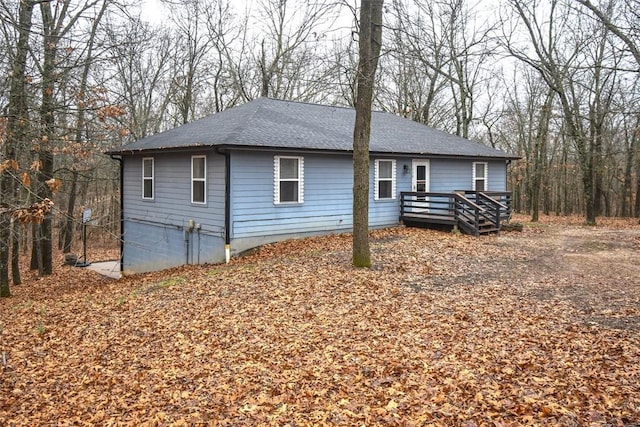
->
[
  {"left": 120, "top": 149, "right": 509, "bottom": 273},
  {"left": 229, "top": 152, "right": 405, "bottom": 252},
  {"left": 430, "top": 159, "right": 506, "bottom": 191},
  {"left": 231, "top": 152, "right": 351, "bottom": 237},
  {"left": 122, "top": 151, "right": 226, "bottom": 273}
]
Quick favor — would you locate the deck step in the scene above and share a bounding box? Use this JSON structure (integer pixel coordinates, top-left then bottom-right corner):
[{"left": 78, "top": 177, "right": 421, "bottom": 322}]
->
[{"left": 478, "top": 227, "right": 499, "bottom": 235}]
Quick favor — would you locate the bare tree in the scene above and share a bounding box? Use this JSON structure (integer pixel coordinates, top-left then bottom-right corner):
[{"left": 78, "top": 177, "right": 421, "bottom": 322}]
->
[
  {"left": 353, "top": 0, "right": 383, "bottom": 268},
  {"left": 635, "top": 114, "right": 640, "bottom": 218},
  {"left": 202, "top": 0, "right": 244, "bottom": 112},
  {"left": 1, "top": 0, "right": 36, "bottom": 296},
  {"left": 32, "top": 1, "right": 103, "bottom": 275},
  {"left": 575, "top": 0, "right": 640, "bottom": 67},
  {"left": 106, "top": 18, "right": 175, "bottom": 139},
  {"left": 506, "top": 66, "right": 557, "bottom": 221},
  {"left": 529, "top": 87, "right": 555, "bottom": 222},
  {"left": 250, "top": 0, "right": 340, "bottom": 101},
  {"left": 441, "top": 0, "right": 494, "bottom": 138},
  {"left": 504, "top": 0, "right": 622, "bottom": 225},
  {"left": 573, "top": 0, "right": 640, "bottom": 218},
  {"left": 58, "top": 0, "right": 109, "bottom": 254},
  {"left": 384, "top": 0, "right": 450, "bottom": 128},
  {"left": 160, "top": 0, "right": 213, "bottom": 124},
  {"left": 325, "top": 35, "right": 360, "bottom": 107},
  {"left": 383, "top": 0, "right": 497, "bottom": 138}
]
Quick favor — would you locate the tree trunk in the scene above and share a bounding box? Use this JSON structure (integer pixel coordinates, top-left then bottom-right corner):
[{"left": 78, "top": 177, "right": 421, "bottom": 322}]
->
[
  {"left": 561, "top": 142, "right": 570, "bottom": 215},
  {"left": 635, "top": 174, "right": 640, "bottom": 219},
  {"left": 635, "top": 130, "right": 640, "bottom": 218},
  {"left": 36, "top": 153, "right": 54, "bottom": 275},
  {"left": 1, "top": 0, "right": 35, "bottom": 297},
  {"left": 352, "top": 0, "right": 383, "bottom": 268},
  {"left": 33, "top": 1, "right": 61, "bottom": 276},
  {"left": 259, "top": 40, "right": 270, "bottom": 97},
  {"left": 621, "top": 133, "right": 633, "bottom": 217},
  {"left": 11, "top": 218, "right": 21, "bottom": 286},
  {"left": 0, "top": 214, "right": 8, "bottom": 296},
  {"left": 583, "top": 161, "right": 597, "bottom": 225},
  {"left": 30, "top": 223, "right": 39, "bottom": 271}
]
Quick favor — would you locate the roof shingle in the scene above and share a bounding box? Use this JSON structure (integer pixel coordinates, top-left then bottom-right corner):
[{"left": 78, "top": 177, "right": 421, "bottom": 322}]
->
[{"left": 107, "top": 97, "right": 517, "bottom": 159}]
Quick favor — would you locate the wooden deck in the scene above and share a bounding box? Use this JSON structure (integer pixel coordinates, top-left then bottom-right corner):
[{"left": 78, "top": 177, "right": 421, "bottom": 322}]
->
[{"left": 400, "top": 191, "right": 512, "bottom": 236}]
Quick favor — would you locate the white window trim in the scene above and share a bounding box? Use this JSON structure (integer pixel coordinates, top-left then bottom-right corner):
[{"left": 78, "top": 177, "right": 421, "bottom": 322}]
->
[
  {"left": 274, "top": 155, "right": 304, "bottom": 204},
  {"left": 374, "top": 159, "right": 396, "bottom": 200},
  {"left": 472, "top": 161, "right": 488, "bottom": 191},
  {"left": 191, "top": 155, "right": 207, "bottom": 204},
  {"left": 142, "top": 157, "right": 154, "bottom": 200}
]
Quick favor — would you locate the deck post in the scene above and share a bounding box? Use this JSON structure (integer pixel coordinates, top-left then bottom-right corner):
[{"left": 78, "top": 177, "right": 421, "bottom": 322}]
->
[
  {"left": 453, "top": 194, "right": 459, "bottom": 230},
  {"left": 474, "top": 206, "right": 480, "bottom": 237}
]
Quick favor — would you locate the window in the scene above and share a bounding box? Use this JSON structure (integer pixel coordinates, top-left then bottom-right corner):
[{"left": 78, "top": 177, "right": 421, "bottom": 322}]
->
[
  {"left": 374, "top": 159, "right": 396, "bottom": 200},
  {"left": 142, "top": 157, "right": 154, "bottom": 200},
  {"left": 473, "top": 162, "right": 488, "bottom": 191},
  {"left": 191, "top": 155, "right": 206, "bottom": 204},
  {"left": 274, "top": 156, "right": 304, "bottom": 204}
]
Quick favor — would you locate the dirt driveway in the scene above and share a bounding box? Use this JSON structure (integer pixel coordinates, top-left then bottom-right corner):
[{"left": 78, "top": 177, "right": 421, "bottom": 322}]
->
[{"left": 477, "top": 222, "right": 640, "bottom": 331}]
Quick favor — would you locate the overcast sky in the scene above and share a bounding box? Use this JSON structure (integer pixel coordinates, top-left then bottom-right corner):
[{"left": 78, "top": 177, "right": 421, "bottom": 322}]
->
[
  {"left": 136, "top": 0, "right": 356, "bottom": 31},
  {"left": 138, "top": 0, "right": 169, "bottom": 24}
]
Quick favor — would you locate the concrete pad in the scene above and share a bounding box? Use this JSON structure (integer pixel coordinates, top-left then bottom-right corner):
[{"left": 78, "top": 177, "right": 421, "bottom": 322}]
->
[{"left": 85, "top": 260, "right": 121, "bottom": 279}]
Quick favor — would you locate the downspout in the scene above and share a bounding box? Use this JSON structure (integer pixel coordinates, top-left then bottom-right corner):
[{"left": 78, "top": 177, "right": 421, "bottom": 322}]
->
[
  {"left": 224, "top": 150, "right": 231, "bottom": 263},
  {"left": 216, "top": 147, "right": 231, "bottom": 263},
  {"left": 197, "top": 226, "right": 201, "bottom": 264},
  {"left": 109, "top": 154, "right": 124, "bottom": 275},
  {"left": 185, "top": 228, "right": 190, "bottom": 264}
]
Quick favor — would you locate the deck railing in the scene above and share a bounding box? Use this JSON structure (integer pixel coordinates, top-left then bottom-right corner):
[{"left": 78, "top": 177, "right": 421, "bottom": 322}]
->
[
  {"left": 400, "top": 191, "right": 512, "bottom": 236},
  {"left": 399, "top": 191, "right": 457, "bottom": 224}
]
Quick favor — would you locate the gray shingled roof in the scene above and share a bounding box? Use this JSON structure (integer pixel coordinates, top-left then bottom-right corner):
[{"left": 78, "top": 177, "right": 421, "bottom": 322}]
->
[{"left": 107, "top": 97, "right": 517, "bottom": 159}]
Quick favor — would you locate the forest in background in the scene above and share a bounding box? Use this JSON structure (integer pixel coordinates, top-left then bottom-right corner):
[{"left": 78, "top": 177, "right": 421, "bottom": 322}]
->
[{"left": 1, "top": 0, "right": 639, "bottom": 287}]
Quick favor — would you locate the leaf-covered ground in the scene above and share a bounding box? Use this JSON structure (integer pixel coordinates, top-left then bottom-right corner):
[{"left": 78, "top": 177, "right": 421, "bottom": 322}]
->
[{"left": 2, "top": 215, "right": 640, "bottom": 425}]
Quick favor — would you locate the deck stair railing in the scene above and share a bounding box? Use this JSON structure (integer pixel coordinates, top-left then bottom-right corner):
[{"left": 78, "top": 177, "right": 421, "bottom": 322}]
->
[
  {"left": 472, "top": 191, "right": 512, "bottom": 222},
  {"left": 453, "top": 193, "right": 499, "bottom": 236}
]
